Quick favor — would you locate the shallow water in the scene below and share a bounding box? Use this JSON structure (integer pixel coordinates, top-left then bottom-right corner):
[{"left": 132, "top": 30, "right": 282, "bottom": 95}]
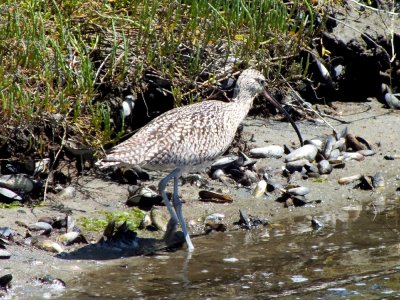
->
[{"left": 58, "top": 203, "right": 400, "bottom": 299}]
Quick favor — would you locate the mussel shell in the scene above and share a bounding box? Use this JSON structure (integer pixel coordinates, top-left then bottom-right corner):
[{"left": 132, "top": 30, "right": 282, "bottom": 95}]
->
[
  {"left": 285, "top": 144, "right": 318, "bottom": 162},
  {"left": 211, "top": 156, "right": 238, "bottom": 170},
  {"left": 0, "top": 187, "right": 22, "bottom": 202},
  {"left": 372, "top": 172, "right": 385, "bottom": 189},
  {"left": 287, "top": 186, "right": 311, "bottom": 196},
  {"left": 338, "top": 174, "right": 362, "bottom": 185},
  {"left": 342, "top": 152, "right": 365, "bottom": 161},
  {"left": 31, "top": 237, "right": 63, "bottom": 253},
  {"left": 323, "top": 135, "right": 336, "bottom": 158},
  {"left": 249, "top": 145, "right": 284, "bottom": 158},
  {"left": 199, "top": 190, "right": 233, "bottom": 203},
  {"left": 0, "top": 174, "right": 35, "bottom": 192},
  {"left": 285, "top": 159, "right": 310, "bottom": 173},
  {"left": 305, "top": 139, "right": 323, "bottom": 150},
  {"left": 318, "top": 159, "right": 332, "bottom": 174},
  {"left": 252, "top": 180, "right": 267, "bottom": 198}
]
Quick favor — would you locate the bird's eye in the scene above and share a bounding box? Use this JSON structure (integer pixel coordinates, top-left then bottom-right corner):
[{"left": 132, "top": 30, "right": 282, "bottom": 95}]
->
[{"left": 258, "top": 77, "right": 266, "bottom": 85}]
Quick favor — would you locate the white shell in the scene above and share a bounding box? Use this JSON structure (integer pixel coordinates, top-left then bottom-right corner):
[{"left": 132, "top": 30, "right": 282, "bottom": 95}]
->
[
  {"left": 338, "top": 174, "right": 362, "bottom": 184},
  {"left": 58, "top": 231, "right": 80, "bottom": 245},
  {"left": 307, "top": 139, "right": 323, "bottom": 150},
  {"left": 252, "top": 180, "right": 267, "bottom": 198},
  {"left": 250, "top": 145, "right": 284, "bottom": 158},
  {"left": 33, "top": 239, "right": 64, "bottom": 253},
  {"left": 28, "top": 222, "right": 53, "bottom": 231},
  {"left": 122, "top": 99, "right": 135, "bottom": 117},
  {"left": 341, "top": 152, "right": 364, "bottom": 161},
  {"left": 0, "top": 187, "right": 22, "bottom": 201},
  {"left": 285, "top": 144, "right": 318, "bottom": 162},
  {"left": 316, "top": 60, "right": 331, "bottom": 80},
  {"left": 287, "top": 186, "right": 310, "bottom": 196}
]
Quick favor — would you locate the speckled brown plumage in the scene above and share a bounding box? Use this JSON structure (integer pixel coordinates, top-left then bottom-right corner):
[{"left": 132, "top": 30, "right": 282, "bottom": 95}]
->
[
  {"left": 96, "top": 69, "right": 269, "bottom": 252},
  {"left": 96, "top": 69, "right": 266, "bottom": 171}
]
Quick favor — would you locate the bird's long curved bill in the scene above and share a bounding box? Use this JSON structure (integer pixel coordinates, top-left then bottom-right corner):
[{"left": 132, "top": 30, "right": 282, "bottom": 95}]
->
[{"left": 262, "top": 90, "right": 303, "bottom": 146}]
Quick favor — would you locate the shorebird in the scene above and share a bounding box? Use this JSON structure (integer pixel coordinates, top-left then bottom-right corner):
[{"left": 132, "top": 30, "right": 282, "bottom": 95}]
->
[{"left": 96, "top": 68, "right": 303, "bottom": 252}]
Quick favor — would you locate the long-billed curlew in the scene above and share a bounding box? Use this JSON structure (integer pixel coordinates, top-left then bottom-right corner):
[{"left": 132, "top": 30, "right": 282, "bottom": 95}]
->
[{"left": 96, "top": 69, "right": 303, "bottom": 252}]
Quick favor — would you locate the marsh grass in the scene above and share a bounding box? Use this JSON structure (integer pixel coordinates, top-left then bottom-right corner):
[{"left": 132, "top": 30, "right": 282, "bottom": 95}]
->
[{"left": 0, "top": 0, "right": 321, "bottom": 156}]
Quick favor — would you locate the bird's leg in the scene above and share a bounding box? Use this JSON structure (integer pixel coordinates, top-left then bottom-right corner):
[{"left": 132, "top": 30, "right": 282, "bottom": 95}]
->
[
  {"left": 159, "top": 171, "right": 179, "bottom": 225},
  {"left": 172, "top": 169, "right": 195, "bottom": 252},
  {"left": 159, "top": 168, "right": 194, "bottom": 251}
]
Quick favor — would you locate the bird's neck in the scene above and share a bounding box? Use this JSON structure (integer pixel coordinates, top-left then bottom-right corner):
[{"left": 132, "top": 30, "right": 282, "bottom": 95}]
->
[{"left": 231, "top": 88, "right": 257, "bottom": 122}]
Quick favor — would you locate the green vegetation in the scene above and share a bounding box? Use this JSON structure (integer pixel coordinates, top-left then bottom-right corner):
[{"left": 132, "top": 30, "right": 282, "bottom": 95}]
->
[
  {"left": 78, "top": 208, "right": 145, "bottom": 233},
  {"left": 0, "top": 0, "right": 322, "bottom": 156},
  {"left": 312, "top": 177, "right": 328, "bottom": 183},
  {"left": 0, "top": 201, "right": 22, "bottom": 208}
]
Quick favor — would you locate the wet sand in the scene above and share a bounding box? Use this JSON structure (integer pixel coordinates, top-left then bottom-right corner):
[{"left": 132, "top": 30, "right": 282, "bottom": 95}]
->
[{"left": 1, "top": 99, "right": 400, "bottom": 297}]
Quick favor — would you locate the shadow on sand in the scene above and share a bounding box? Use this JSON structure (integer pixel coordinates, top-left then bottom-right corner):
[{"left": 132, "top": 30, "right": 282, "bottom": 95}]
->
[{"left": 56, "top": 220, "right": 185, "bottom": 260}]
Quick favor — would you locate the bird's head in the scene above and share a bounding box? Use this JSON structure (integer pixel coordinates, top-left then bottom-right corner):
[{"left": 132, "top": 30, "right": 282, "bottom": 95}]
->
[
  {"left": 235, "top": 69, "right": 266, "bottom": 96},
  {"left": 235, "top": 68, "right": 304, "bottom": 146}
]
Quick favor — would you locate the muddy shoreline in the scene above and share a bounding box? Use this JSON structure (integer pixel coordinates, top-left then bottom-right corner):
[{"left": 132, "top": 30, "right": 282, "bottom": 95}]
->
[{"left": 1, "top": 99, "right": 399, "bottom": 297}]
